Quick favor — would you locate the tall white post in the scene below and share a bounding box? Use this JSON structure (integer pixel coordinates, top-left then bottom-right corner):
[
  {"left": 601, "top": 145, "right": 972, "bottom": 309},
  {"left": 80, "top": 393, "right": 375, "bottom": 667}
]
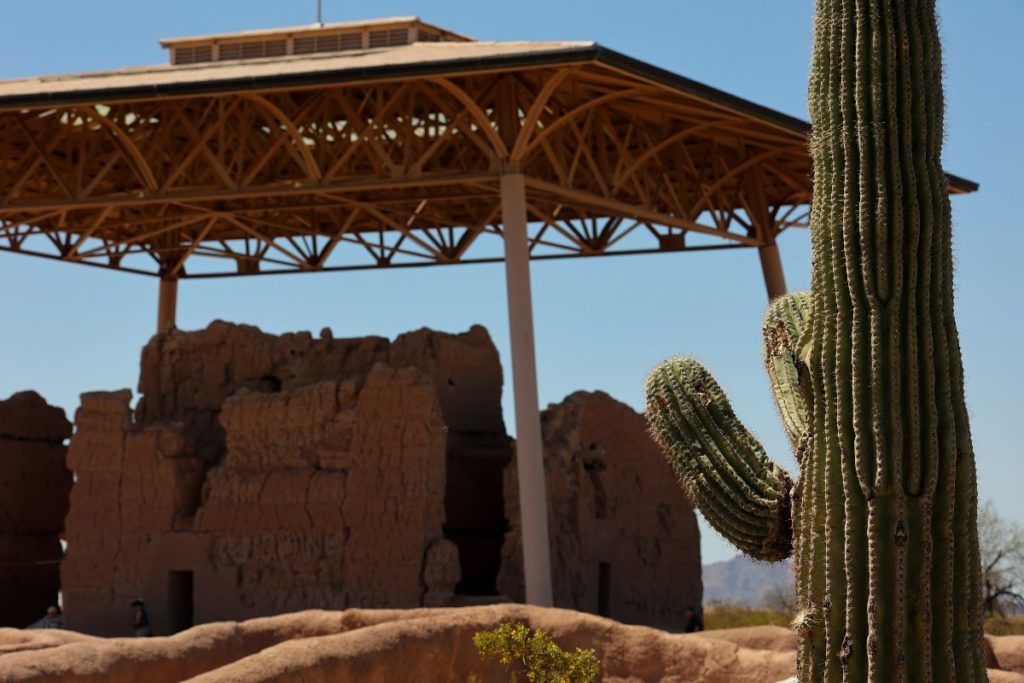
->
[{"left": 499, "top": 173, "right": 554, "bottom": 607}]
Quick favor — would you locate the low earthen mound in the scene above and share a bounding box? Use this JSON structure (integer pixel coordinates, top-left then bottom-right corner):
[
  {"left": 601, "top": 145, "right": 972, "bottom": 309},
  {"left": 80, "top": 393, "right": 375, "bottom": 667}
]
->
[
  {"left": 2, "top": 606, "right": 1018, "bottom": 682},
  {"left": 0, "top": 608, "right": 454, "bottom": 683},
  {"left": 0, "top": 628, "right": 97, "bottom": 656},
  {"left": 992, "top": 635, "right": 1024, "bottom": 676},
  {"left": 692, "top": 624, "right": 797, "bottom": 653},
  {"left": 185, "top": 605, "right": 796, "bottom": 683},
  {"left": 0, "top": 605, "right": 793, "bottom": 682}
]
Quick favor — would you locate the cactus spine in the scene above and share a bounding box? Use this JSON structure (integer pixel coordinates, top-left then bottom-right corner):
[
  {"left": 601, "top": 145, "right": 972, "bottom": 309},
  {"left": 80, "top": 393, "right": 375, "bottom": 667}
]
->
[{"left": 646, "top": 1, "right": 987, "bottom": 680}]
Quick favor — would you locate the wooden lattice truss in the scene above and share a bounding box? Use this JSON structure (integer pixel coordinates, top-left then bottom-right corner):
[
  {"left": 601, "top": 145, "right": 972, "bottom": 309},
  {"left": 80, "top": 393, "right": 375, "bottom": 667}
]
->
[{"left": 0, "top": 58, "right": 961, "bottom": 278}]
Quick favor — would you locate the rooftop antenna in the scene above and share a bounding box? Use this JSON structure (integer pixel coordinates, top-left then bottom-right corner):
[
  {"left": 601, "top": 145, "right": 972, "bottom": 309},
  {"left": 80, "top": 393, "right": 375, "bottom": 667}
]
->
[{"left": 316, "top": 0, "right": 323, "bottom": 26}]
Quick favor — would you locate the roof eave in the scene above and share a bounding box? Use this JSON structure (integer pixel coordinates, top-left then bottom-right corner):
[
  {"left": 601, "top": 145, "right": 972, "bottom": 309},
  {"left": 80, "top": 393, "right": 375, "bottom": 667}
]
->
[
  {"left": 0, "top": 45, "right": 602, "bottom": 110},
  {"left": 590, "top": 46, "right": 979, "bottom": 194},
  {"left": 0, "top": 43, "right": 978, "bottom": 194}
]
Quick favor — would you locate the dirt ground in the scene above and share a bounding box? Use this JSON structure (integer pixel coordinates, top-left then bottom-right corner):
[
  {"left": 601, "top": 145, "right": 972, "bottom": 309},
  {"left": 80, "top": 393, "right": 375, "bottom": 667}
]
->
[{"left": 0, "top": 604, "right": 1021, "bottom": 682}]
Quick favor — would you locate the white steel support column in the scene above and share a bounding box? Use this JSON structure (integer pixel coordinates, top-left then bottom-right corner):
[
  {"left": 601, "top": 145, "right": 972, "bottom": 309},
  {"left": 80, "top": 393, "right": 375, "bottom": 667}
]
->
[
  {"left": 758, "top": 243, "right": 788, "bottom": 302},
  {"left": 157, "top": 278, "right": 178, "bottom": 333},
  {"left": 499, "top": 173, "right": 554, "bottom": 607}
]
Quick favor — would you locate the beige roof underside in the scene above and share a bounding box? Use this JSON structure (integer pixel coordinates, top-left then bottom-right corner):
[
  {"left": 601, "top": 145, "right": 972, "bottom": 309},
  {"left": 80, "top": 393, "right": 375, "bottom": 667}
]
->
[{"left": 0, "top": 41, "right": 592, "bottom": 102}]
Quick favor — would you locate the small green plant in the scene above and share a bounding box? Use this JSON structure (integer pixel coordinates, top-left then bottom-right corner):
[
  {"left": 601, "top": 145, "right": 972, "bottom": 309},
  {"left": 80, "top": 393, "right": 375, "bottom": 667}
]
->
[{"left": 472, "top": 620, "right": 600, "bottom": 683}]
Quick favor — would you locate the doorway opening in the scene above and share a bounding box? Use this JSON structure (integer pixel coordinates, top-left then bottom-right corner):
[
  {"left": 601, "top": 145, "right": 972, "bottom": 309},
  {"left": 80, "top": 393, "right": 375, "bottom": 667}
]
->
[
  {"left": 443, "top": 434, "right": 512, "bottom": 596},
  {"left": 598, "top": 562, "right": 611, "bottom": 617},
  {"left": 167, "top": 570, "right": 194, "bottom": 633}
]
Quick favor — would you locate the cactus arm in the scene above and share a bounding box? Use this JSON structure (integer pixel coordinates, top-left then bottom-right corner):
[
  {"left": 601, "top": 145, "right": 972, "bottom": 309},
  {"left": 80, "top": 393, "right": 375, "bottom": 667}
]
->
[
  {"left": 762, "top": 291, "right": 812, "bottom": 449},
  {"left": 645, "top": 357, "right": 793, "bottom": 562}
]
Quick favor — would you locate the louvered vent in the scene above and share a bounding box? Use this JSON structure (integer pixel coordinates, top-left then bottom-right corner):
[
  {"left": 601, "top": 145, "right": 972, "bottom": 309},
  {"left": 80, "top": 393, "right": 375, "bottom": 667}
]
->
[
  {"left": 313, "top": 33, "right": 340, "bottom": 52},
  {"left": 293, "top": 32, "right": 363, "bottom": 55},
  {"left": 368, "top": 29, "right": 409, "bottom": 48},
  {"left": 164, "top": 19, "right": 470, "bottom": 65},
  {"left": 339, "top": 33, "right": 363, "bottom": 50},
  {"left": 172, "top": 45, "right": 213, "bottom": 65},
  {"left": 292, "top": 36, "right": 316, "bottom": 54},
  {"left": 229, "top": 39, "right": 286, "bottom": 60},
  {"left": 218, "top": 43, "right": 242, "bottom": 61}
]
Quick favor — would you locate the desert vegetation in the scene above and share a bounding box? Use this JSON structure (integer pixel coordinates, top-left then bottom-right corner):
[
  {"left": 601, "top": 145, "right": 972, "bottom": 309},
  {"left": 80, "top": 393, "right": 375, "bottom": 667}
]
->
[
  {"left": 646, "top": 0, "right": 989, "bottom": 679},
  {"left": 472, "top": 621, "right": 601, "bottom": 682}
]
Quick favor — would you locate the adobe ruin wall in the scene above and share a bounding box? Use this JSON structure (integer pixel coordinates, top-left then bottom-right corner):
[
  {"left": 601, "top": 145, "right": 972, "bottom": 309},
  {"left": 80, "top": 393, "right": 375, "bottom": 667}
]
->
[
  {"left": 497, "top": 391, "right": 702, "bottom": 630},
  {"left": 58, "top": 322, "right": 700, "bottom": 635},
  {"left": 0, "top": 392, "right": 72, "bottom": 627}
]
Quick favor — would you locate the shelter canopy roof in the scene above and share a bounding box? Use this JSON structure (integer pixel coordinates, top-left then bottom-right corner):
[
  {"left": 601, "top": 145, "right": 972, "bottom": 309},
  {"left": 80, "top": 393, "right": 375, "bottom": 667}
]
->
[{"left": 0, "top": 20, "right": 976, "bottom": 278}]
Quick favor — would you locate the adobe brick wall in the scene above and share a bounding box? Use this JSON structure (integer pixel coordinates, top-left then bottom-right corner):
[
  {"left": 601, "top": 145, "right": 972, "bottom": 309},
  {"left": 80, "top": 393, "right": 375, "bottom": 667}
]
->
[
  {"left": 497, "top": 391, "right": 702, "bottom": 630},
  {"left": 0, "top": 391, "right": 72, "bottom": 628},
  {"left": 59, "top": 323, "right": 700, "bottom": 635},
  {"left": 196, "top": 365, "right": 450, "bottom": 611},
  {"left": 61, "top": 323, "right": 481, "bottom": 634}
]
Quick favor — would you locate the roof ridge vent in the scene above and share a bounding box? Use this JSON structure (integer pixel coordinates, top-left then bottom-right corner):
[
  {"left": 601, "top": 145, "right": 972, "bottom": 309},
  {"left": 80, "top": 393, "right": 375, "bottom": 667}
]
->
[{"left": 161, "top": 17, "right": 474, "bottom": 65}]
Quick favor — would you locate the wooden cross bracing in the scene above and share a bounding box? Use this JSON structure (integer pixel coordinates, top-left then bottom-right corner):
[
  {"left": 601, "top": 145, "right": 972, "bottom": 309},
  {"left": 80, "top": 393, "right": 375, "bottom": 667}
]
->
[{"left": 0, "top": 62, "right": 819, "bottom": 278}]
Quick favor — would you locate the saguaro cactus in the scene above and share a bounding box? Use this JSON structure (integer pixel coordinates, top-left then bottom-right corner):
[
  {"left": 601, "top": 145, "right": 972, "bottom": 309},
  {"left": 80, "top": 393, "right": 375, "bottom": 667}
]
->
[{"left": 646, "top": 1, "right": 987, "bottom": 680}]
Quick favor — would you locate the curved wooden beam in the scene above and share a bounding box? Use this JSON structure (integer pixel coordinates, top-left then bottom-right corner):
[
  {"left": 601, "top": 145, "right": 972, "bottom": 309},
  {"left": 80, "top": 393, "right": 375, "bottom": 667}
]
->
[
  {"left": 611, "top": 120, "right": 728, "bottom": 194},
  {"left": 509, "top": 68, "right": 573, "bottom": 162},
  {"left": 74, "top": 106, "right": 158, "bottom": 191},
  {"left": 429, "top": 77, "right": 508, "bottom": 160},
  {"left": 522, "top": 87, "right": 657, "bottom": 159},
  {"left": 241, "top": 94, "right": 322, "bottom": 182},
  {"left": 687, "top": 146, "right": 805, "bottom": 220}
]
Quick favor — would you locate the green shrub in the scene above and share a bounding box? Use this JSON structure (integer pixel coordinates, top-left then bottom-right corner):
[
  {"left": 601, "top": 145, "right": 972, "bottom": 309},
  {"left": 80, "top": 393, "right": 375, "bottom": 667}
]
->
[{"left": 472, "top": 620, "right": 600, "bottom": 682}]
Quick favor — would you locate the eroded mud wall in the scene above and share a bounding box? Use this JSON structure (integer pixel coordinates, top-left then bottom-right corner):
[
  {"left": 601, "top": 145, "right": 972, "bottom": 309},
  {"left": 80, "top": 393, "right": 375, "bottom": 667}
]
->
[
  {"left": 61, "top": 323, "right": 487, "bottom": 634},
  {"left": 498, "top": 391, "right": 702, "bottom": 629},
  {"left": 60, "top": 323, "right": 700, "bottom": 635},
  {"left": 0, "top": 392, "right": 72, "bottom": 627}
]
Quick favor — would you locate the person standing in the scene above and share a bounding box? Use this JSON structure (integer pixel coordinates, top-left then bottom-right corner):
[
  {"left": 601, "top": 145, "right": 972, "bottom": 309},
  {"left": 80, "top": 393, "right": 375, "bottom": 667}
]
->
[
  {"left": 683, "top": 606, "right": 704, "bottom": 633},
  {"left": 38, "top": 606, "right": 64, "bottom": 629},
  {"left": 130, "top": 599, "right": 152, "bottom": 637}
]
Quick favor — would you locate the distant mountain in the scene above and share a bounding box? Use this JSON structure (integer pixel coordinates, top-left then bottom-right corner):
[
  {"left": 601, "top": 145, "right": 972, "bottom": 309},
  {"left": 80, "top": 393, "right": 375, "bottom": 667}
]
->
[{"left": 702, "top": 555, "right": 793, "bottom": 607}]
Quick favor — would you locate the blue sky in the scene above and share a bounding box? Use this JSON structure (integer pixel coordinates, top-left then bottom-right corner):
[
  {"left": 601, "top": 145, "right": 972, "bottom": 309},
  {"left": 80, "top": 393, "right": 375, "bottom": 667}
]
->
[{"left": 1, "top": 1, "right": 1021, "bottom": 564}]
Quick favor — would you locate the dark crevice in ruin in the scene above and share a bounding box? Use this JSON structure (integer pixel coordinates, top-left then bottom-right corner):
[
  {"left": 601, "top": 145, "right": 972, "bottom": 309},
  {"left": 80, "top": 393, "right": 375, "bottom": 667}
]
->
[
  {"left": 257, "top": 376, "right": 283, "bottom": 393},
  {"left": 443, "top": 432, "right": 512, "bottom": 596},
  {"left": 0, "top": 434, "right": 67, "bottom": 445}
]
